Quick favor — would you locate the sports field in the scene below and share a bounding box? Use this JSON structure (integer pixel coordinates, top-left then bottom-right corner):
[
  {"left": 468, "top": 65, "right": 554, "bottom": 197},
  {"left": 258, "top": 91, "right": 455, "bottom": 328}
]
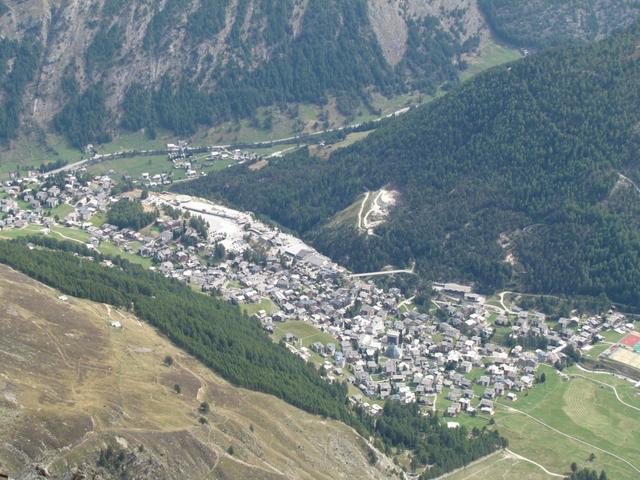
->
[
  {"left": 610, "top": 348, "right": 640, "bottom": 369},
  {"left": 620, "top": 332, "right": 640, "bottom": 348},
  {"left": 602, "top": 331, "right": 640, "bottom": 371}
]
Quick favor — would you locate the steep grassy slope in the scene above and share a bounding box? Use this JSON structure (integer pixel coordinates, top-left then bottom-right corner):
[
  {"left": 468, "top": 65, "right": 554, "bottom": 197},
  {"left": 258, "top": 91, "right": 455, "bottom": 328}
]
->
[
  {"left": 175, "top": 21, "right": 640, "bottom": 306},
  {"left": 0, "top": 265, "right": 394, "bottom": 479}
]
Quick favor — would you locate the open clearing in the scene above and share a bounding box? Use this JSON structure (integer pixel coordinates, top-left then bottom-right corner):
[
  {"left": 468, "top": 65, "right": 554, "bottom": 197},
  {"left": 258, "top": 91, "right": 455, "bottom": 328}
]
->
[
  {"left": 0, "top": 226, "right": 150, "bottom": 267},
  {"left": 0, "top": 265, "right": 392, "bottom": 480},
  {"left": 272, "top": 321, "right": 339, "bottom": 348},
  {"left": 570, "top": 365, "right": 640, "bottom": 409},
  {"left": 443, "top": 450, "right": 556, "bottom": 480},
  {"left": 240, "top": 297, "right": 278, "bottom": 316},
  {"left": 493, "top": 365, "right": 640, "bottom": 479},
  {"left": 460, "top": 39, "right": 522, "bottom": 82}
]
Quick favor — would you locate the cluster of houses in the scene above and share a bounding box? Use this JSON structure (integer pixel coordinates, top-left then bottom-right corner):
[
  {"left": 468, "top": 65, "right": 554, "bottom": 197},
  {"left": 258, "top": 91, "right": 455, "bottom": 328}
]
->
[
  {"left": 127, "top": 196, "right": 633, "bottom": 418},
  {"left": 168, "top": 143, "right": 258, "bottom": 179},
  {"left": 1, "top": 171, "right": 635, "bottom": 420},
  {"left": 0, "top": 172, "right": 112, "bottom": 230}
]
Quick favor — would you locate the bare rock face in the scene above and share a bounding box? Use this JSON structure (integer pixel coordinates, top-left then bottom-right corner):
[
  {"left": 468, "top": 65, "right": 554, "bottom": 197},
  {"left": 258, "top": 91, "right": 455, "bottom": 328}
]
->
[
  {"left": 367, "top": 0, "right": 408, "bottom": 66},
  {"left": 0, "top": 0, "right": 487, "bottom": 132},
  {"left": 367, "top": 0, "right": 486, "bottom": 67}
]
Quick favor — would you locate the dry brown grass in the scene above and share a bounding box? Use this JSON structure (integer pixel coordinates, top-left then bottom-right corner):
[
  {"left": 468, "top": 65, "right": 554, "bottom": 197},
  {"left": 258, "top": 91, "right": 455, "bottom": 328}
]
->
[{"left": 0, "top": 265, "right": 395, "bottom": 480}]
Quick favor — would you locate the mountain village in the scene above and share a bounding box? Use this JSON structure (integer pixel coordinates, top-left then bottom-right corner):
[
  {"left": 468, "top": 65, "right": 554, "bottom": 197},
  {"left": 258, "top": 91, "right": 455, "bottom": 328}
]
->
[{"left": 0, "top": 166, "right": 638, "bottom": 423}]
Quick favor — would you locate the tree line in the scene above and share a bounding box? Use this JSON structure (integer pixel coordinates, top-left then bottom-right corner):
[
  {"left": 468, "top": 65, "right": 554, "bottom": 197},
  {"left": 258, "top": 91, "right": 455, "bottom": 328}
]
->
[
  {"left": 479, "top": 0, "right": 640, "bottom": 48},
  {"left": 175, "top": 20, "right": 640, "bottom": 307},
  {"left": 0, "top": 237, "right": 505, "bottom": 475},
  {"left": 0, "top": 35, "right": 42, "bottom": 142}
]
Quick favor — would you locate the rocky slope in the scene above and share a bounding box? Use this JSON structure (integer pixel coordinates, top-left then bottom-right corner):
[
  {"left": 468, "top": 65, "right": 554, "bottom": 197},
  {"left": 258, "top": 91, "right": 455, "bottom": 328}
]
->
[
  {"left": 0, "top": 0, "right": 486, "bottom": 144},
  {"left": 480, "top": 0, "right": 640, "bottom": 48}
]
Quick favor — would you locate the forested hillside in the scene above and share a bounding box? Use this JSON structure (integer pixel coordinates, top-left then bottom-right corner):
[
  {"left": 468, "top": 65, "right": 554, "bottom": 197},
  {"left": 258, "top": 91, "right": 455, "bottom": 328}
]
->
[
  {"left": 479, "top": 0, "right": 640, "bottom": 48},
  {"left": 176, "top": 21, "right": 640, "bottom": 306},
  {"left": 0, "top": 0, "right": 484, "bottom": 148},
  {"left": 0, "top": 237, "right": 506, "bottom": 477}
]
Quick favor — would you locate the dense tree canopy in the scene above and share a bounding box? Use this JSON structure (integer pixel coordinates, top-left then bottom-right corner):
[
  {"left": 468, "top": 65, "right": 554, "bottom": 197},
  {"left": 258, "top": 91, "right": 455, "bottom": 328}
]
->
[
  {"left": 565, "top": 467, "right": 608, "bottom": 480},
  {"left": 0, "top": 36, "right": 42, "bottom": 142},
  {"left": 106, "top": 198, "right": 156, "bottom": 230},
  {"left": 375, "top": 403, "right": 506, "bottom": 478},
  {"left": 0, "top": 238, "right": 505, "bottom": 474},
  {"left": 122, "top": 0, "right": 467, "bottom": 136},
  {"left": 176, "top": 21, "right": 640, "bottom": 306},
  {"left": 479, "top": 0, "right": 640, "bottom": 48},
  {"left": 53, "top": 83, "right": 112, "bottom": 148}
]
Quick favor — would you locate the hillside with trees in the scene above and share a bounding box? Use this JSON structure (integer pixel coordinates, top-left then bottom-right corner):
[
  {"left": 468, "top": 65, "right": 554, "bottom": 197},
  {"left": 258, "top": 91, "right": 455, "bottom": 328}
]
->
[
  {"left": 106, "top": 198, "right": 156, "bottom": 230},
  {"left": 0, "top": 237, "right": 506, "bottom": 477},
  {"left": 0, "top": 0, "right": 484, "bottom": 148},
  {"left": 176, "top": 21, "right": 640, "bottom": 307},
  {"left": 479, "top": 0, "right": 640, "bottom": 48}
]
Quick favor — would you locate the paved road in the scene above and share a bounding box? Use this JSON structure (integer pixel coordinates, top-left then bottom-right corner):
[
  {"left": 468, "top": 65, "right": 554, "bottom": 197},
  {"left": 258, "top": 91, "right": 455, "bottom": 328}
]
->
[
  {"left": 575, "top": 363, "right": 640, "bottom": 385},
  {"left": 349, "top": 269, "right": 415, "bottom": 278},
  {"left": 44, "top": 107, "right": 415, "bottom": 178},
  {"left": 45, "top": 158, "right": 91, "bottom": 176}
]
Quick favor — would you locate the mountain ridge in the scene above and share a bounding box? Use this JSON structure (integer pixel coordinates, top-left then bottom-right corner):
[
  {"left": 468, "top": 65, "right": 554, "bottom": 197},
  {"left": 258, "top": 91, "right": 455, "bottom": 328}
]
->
[{"left": 0, "top": 0, "right": 487, "bottom": 147}]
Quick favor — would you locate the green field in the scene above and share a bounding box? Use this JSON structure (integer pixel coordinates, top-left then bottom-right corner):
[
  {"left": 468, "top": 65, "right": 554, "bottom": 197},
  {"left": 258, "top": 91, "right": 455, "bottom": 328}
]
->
[
  {"left": 460, "top": 40, "right": 522, "bottom": 82},
  {"left": 583, "top": 343, "right": 611, "bottom": 359},
  {"left": 601, "top": 330, "right": 626, "bottom": 343},
  {"left": 0, "top": 224, "right": 153, "bottom": 268},
  {"left": 270, "top": 320, "right": 349, "bottom": 378},
  {"left": 240, "top": 298, "right": 278, "bottom": 316},
  {"left": 272, "top": 320, "right": 338, "bottom": 348},
  {"left": 50, "top": 226, "right": 90, "bottom": 243},
  {"left": 87, "top": 154, "right": 173, "bottom": 178},
  {"left": 0, "top": 224, "right": 46, "bottom": 239},
  {"left": 97, "top": 241, "right": 152, "bottom": 268},
  {"left": 86, "top": 151, "right": 236, "bottom": 182},
  {"left": 0, "top": 134, "right": 83, "bottom": 177},
  {"left": 90, "top": 212, "right": 107, "bottom": 227},
  {"left": 444, "top": 450, "right": 555, "bottom": 480},
  {"left": 48, "top": 203, "right": 74, "bottom": 219},
  {"left": 493, "top": 365, "right": 640, "bottom": 479},
  {"left": 565, "top": 365, "right": 640, "bottom": 410},
  {"left": 95, "top": 130, "right": 168, "bottom": 154},
  {"left": 0, "top": 225, "right": 90, "bottom": 243}
]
